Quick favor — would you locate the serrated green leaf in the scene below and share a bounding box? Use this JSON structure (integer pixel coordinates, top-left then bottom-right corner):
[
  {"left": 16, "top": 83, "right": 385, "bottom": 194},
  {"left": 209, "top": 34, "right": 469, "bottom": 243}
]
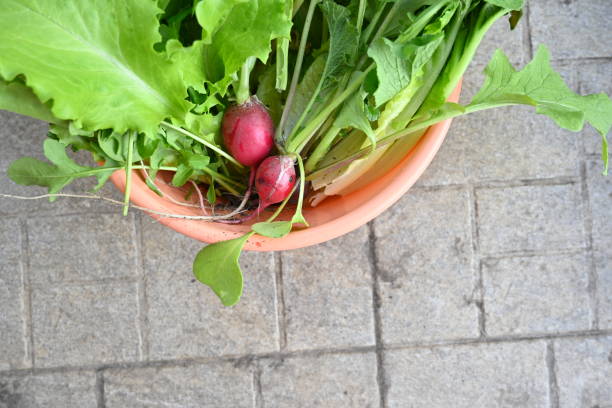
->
[
  {"left": 367, "top": 38, "right": 410, "bottom": 107},
  {"left": 187, "top": 154, "right": 211, "bottom": 170},
  {"left": 472, "top": 46, "right": 612, "bottom": 136},
  {"left": 193, "top": 233, "right": 253, "bottom": 306},
  {"left": 7, "top": 139, "right": 107, "bottom": 200},
  {"left": 171, "top": 163, "right": 194, "bottom": 186},
  {"left": 469, "top": 46, "right": 612, "bottom": 172},
  {"left": 333, "top": 86, "right": 376, "bottom": 150},
  {"left": 195, "top": 0, "right": 249, "bottom": 43},
  {"left": 197, "top": 0, "right": 292, "bottom": 82},
  {"left": 318, "top": 1, "right": 360, "bottom": 93},
  {"left": 165, "top": 40, "right": 207, "bottom": 93},
  {"left": 0, "top": 0, "right": 195, "bottom": 136}
]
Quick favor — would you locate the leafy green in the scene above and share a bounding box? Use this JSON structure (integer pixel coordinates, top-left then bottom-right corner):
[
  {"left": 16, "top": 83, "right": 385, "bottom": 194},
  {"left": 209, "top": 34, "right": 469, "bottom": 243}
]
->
[
  {"left": 0, "top": 0, "right": 198, "bottom": 136},
  {"left": 285, "top": 0, "right": 360, "bottom": 149},
  {"left": 469, "top": 45, "right": 612, "bottom": 172},
  {"left": 317, "top": 1, "right": 360, "bottom": 94},
  {"left": 285, "top": 55, "right": 327, "bottom": 136},
  {"left": 8, "top": 139, "right": 113, "bottom": 200},
  {"left": 193, "top": 233, "right": 252, "bottom": 306},
  {"left": 0, "top": 79, "right": 58, "bottom": 123},
  {"left": 333, "top": 86, "right": 376, "bottom": 149},
  {"left": 196, "top": 0, "right": 292, "bottom": 83},
  {"left": 171, "top": 164, "right": 195, "bottom": 187},
  {"left": 256, "top": 66, "right": 284, "bottom": 124},
  {"left": 252, "top": 221, "right": 293, "bottom": 238},
  {"left": 471, "top": 46, "right": 612, "bottom": 135},
  {"left": 484, "top": 0, "right": 523, "bottom": 10},
  {"left": 195, "top": 0, "right": 249, "bottom": 43},
  {"left": 367, "top": 38, "right": 410, "bottom": 107},
  {"left": 317, "top": 46, "right": 612, "bottom": 178},
  {"left": 207, "top": 180, "right": 217, "bottom": 204}
]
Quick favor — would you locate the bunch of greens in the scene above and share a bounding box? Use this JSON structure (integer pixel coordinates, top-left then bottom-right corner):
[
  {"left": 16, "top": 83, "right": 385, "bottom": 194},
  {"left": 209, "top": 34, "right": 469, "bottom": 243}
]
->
[{"left": 1, "top": 0, "right": 611, "bottom": 306}]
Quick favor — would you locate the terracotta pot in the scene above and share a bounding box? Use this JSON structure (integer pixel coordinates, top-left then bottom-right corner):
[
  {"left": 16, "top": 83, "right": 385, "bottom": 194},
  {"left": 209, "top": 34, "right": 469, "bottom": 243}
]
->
[{"left": 110, "top": 83, "right": 461, "bottom": 251}]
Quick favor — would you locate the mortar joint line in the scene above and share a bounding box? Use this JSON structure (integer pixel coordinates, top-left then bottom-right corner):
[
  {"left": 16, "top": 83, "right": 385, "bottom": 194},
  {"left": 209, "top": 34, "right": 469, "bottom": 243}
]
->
[
  {"left": 577, "top": 145, "right": 600, "bottom": 330},
  {"left": 522, "top": 1, "right": 534, "bottom": 61},
  {"left": 95, "top": 369, "right": 107, "bottom": 408},
  {"left": 19, "top": 217, "right": 35, "bottom": 370},
  {"left": 253, "top": 362, "right": 264, "bottom": 408},
  {"left": 273, "top": 252, "right": 288, "bottom": 351},
  {"left": 546, "top": 341, "right": 560, "bottom": 408},
  {"left": 367, "top": 222, "right": 388, "bottom": 408},
  {"left": 135, "top": 213, "right": 151, "bottom": 360},
  {"left": 468, "top": 185, "right": 486, "bottom": 339},
  {"left": 2, "top": 329, "right": 612, "bottom": 378}
]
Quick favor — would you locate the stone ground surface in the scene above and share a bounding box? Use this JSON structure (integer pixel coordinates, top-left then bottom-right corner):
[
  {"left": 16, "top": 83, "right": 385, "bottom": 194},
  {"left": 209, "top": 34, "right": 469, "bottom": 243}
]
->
[{"left": 1, "top": 2, "right": 612, "bottom": 407}]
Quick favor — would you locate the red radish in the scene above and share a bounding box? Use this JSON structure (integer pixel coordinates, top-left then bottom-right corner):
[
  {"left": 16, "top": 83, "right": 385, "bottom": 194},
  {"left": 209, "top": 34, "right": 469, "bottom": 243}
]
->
[
  {"left": 216, "top": 155, "right": 296, "bottom": 224},
  {"left": 221, "top": 97, "right": 274, "bottom": 167},
  {"left": 255, "top": 155, "right": 297, "bottom": 208}
]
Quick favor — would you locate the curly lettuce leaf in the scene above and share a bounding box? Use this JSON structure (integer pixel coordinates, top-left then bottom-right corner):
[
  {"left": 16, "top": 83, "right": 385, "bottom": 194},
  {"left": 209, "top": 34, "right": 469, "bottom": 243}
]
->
[
  {"left": 196, "top": 0, "right": 292, "bottom": 83},
  {"left": 0, "top": 79, "right": 58, "bottom": 123},
  {"left": 0, "top": 0, "right": 198, "bottom": 136}
]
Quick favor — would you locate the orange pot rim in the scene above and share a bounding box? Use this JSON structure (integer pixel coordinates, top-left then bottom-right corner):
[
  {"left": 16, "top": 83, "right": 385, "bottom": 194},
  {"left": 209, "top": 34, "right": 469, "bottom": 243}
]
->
[{"left": 110, "top": 81, "right": 462, "bottom": 251}]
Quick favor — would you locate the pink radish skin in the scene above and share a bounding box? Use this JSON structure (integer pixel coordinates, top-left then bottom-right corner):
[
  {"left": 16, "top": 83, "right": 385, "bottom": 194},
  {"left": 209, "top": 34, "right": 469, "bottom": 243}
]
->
[
  {"left": 215, "top": 156, "right": 296, "bottom": 225},
  {"left": 222, "top": 97, "right": 274, "bottom": 167},
  {"left": 255, "top": 155, "right": 297, "bottom": 208}
]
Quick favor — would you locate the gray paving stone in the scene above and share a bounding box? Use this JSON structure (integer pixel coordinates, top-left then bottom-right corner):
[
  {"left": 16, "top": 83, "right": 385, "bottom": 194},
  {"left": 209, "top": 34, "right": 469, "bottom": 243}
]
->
[
  {"left": 0, "top": 112, "right": 49, "bottom": 217},
  {"left": 0, "top": 264, "right": 27, "bottom": 372},
  {"left": 0, "top": 371, "right": 97, "bottom": 408},
  {"left": 372, "top": 188, "right": 479, "bottom": 344},
  {"left": 530, "top": 0, "right": 612, "bottom": 60},
  {"left": 577, "top": 61, "right": 612, "bottom": 156},
  {"left": 415, "top": 116, "right": 470, "bottom": 187},
  {"left": 461, "top": 105, "right": 581, "bottom": 182},
  {"left": 32, "top": 283, "right": 140, "bottom": 367},
  {"left": 27, "top": 213, "right": 138, "bottom": 284},
  {"left": 476, "top": 184, "right": 585, "bottom": 254},
  {"left": 385, "top": 341, "right": 549, "bottom": 408},
  {"left": 280, "top": 227, "right": 375, "bottom": 351},
  {"left": 104, "top": 362, "right": 253, "bottom": 408},
  {"left": 141, "top": 219, "right": 279, "bottom": 360},
  {"left": 0, "top": 218, "right": 28, "bottom": 370},
  {"left": 482, "top": 253, "right": 591, "bottom": 336},
  {"left": 260, "top": 352, "right": 379, "bottom": 408},
  {"left": 0, "top": 111, "right": 121, "bottom": 216},
  {"left": 554, "top": 336, "right": 612, "bottom": 408},
  {"left": 586, "top": 160, "right": 612, "bottom": 329}
]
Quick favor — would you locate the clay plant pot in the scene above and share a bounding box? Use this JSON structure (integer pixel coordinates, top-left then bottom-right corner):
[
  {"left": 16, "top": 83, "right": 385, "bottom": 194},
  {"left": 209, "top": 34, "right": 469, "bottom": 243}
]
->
[{"left": 110, "top": 83, "right": 462, "bottom": 251}]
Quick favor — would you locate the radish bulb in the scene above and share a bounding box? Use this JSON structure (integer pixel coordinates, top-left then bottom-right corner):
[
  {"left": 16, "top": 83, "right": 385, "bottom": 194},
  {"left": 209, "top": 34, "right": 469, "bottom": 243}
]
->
[
  {"left": 255, "top": 155, "right": 297, "bottom": 209},
  {"left": 221, "top": 97, "right": 274, "bottom": 167}
]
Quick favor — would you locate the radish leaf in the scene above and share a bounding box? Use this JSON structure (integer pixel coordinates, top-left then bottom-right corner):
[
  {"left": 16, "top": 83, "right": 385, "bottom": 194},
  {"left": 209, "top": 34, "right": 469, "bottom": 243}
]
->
[
  {"left": 8, "top": 139, "right": 112, "bottom": 200},
  {"left": 252, "top": 221, "right": 293, "bottom": 238},
  {"left": 193, "top": 233, "right": 253, "bottom": 306}
]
